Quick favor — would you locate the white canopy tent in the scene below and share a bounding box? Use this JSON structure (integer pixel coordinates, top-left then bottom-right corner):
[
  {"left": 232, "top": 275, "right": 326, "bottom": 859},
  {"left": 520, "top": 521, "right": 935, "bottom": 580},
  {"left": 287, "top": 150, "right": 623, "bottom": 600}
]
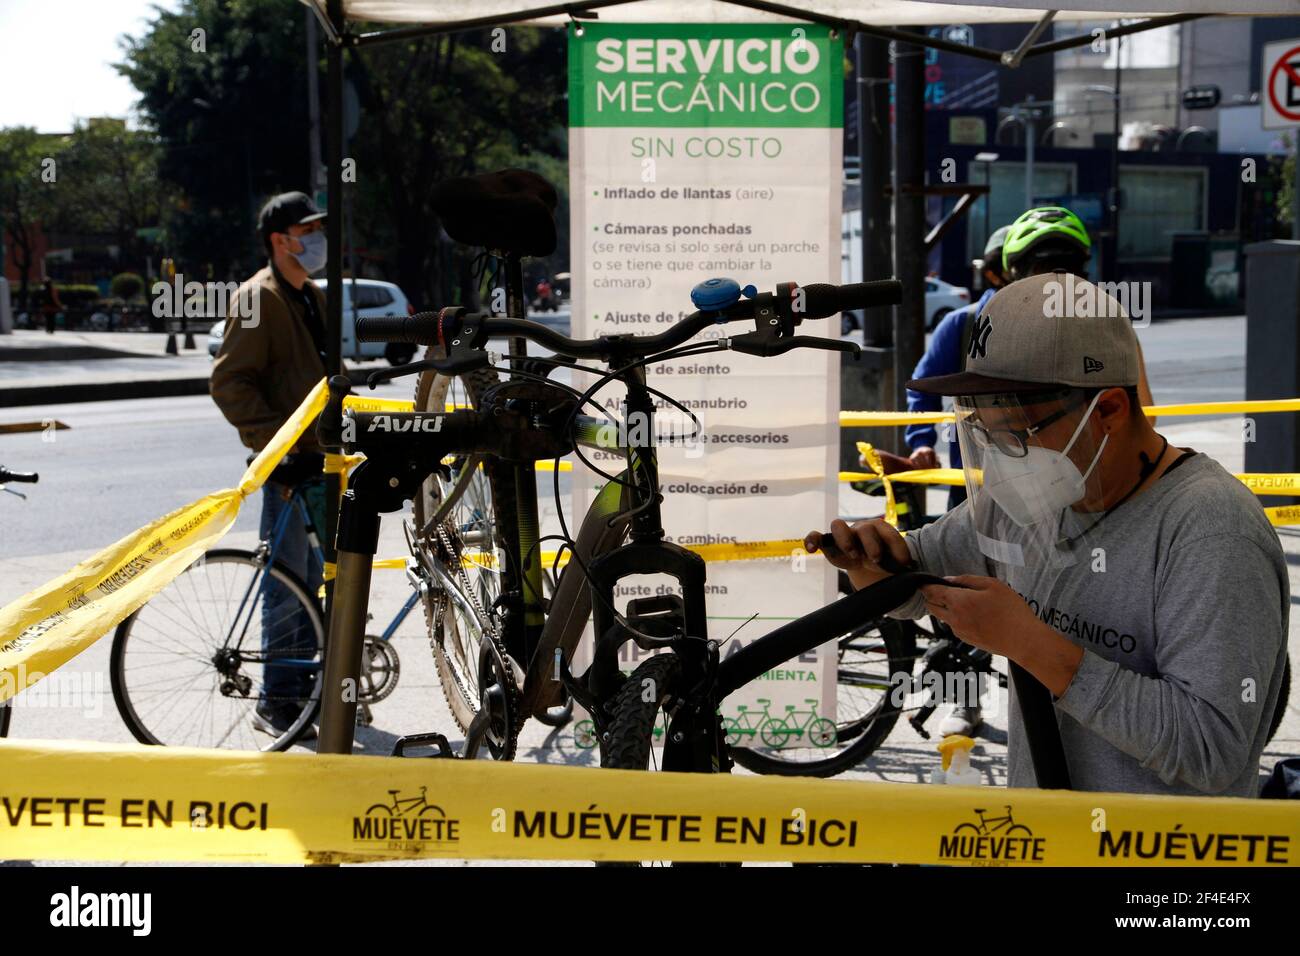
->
[
  {"left": 325, "top": 0, "right": 1299, "bottom": 27},
  {"left": 304, "top": 0, "right": 1295, "bottom": 365}
]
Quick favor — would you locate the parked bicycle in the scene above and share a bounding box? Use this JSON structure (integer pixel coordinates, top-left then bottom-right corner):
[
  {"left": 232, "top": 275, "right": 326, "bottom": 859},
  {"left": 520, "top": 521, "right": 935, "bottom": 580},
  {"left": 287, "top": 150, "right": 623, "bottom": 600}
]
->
[
  {"left": 309, "top": 170, "right": 912, "bottom": 765},
  {"left": 109, "top": 472, "right": 417, "bottom": 751},
  {"left": 0, "top": 464, "right": 38, "bottom": 739}
]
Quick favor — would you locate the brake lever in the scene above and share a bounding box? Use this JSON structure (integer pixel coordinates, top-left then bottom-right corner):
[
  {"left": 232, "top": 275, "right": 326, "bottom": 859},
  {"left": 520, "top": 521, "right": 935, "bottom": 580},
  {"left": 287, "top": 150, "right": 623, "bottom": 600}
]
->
[
  {"left": 728, "top": 334, "right": 861, "bottom": 358},
  {"left": 364, "top": 351, "right": 493, "bottom": 389}
]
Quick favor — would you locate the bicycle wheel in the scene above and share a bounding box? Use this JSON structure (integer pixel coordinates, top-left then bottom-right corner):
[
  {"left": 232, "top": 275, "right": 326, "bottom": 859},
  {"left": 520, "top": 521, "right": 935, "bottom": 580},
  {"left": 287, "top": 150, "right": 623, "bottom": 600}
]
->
[
  {"left": 110, "top": 549, "right": 324, "bottom": 751},
  {"left": 411, "top": 356, "right": 516, "bottom": 736},
  {"left": 729, "top": 617, "right": 918, "bottom": 777}
]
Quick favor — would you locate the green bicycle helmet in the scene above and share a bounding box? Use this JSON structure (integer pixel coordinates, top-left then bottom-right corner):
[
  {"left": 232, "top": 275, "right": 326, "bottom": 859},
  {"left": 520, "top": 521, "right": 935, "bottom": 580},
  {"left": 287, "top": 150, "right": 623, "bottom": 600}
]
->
[
  {"left": 1001, "top": 205, "right": 1091, "bottom": 276},
  {"left": 980, "top": 225, "right": 1012, "bottom": 279}
]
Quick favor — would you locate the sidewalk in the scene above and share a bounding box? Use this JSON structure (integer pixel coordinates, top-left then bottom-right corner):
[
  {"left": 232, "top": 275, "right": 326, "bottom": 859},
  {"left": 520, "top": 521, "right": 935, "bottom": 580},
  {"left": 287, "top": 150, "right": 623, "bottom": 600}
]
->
[
  {"left": 0, "top": 330, "right": 213, "bottom": 407},
  {"left": 0, "top": 328, "right": 209, "bottom": 361}
]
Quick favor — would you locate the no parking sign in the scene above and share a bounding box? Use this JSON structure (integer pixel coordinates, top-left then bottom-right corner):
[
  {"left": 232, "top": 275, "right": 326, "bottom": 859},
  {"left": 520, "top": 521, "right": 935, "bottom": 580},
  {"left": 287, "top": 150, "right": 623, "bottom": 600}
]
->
[{"left": 1263, "top": 38, "right": 1300, "bottom": 129}]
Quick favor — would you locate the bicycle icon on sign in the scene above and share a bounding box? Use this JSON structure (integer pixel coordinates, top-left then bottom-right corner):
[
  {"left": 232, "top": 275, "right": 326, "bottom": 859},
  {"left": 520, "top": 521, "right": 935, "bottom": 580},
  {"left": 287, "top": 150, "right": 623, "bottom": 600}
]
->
[
  {"left": 365, "top": 786, "right": 446, "bottom": 818},
  {"left": 722, "top": 699, "right": 775, "bottom": 746},
  {"left": 757, "top": 698, "right": 838, "bottom": 750},
  {"left": 572, "top": 713, "right": 665, "bottom": 750}
]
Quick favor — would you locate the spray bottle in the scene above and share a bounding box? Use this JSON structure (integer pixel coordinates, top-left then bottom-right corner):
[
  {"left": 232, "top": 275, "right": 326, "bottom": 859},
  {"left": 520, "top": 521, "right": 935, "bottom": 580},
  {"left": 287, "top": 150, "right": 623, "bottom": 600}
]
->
[{"left": 931, "top": 734, "right": 982, "bottom": 786}]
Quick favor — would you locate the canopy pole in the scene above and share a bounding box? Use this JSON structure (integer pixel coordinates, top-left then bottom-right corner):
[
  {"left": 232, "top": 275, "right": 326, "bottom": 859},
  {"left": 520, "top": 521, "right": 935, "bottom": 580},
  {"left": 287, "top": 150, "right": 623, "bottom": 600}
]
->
[
  {"left": 892, "top": 26, "right": 925, "bottom": 450},
  {"left": 321, "top": 0, "right": 346, "bottom": 701}
]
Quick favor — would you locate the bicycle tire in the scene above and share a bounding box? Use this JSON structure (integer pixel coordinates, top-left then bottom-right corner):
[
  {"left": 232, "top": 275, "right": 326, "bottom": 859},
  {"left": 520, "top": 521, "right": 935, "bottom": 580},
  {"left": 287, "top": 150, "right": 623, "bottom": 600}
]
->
[
  {"left": 596, "top": 653, "right": 685, "bottom": 867},
  {"left": 110, "top": 549, "right": 324, "bottom": 752},
  {"left": 599, "top": 653, "right": 682, "bottom": 772},
  {"left": 412, "top": 353, "right": 513, "bottom": 736},
  {"left": 728, "top": 617, "right": 917, "bottom": 777},
  {"left": 1266, "top": 654, "right": 1291, "bottom": 745}
]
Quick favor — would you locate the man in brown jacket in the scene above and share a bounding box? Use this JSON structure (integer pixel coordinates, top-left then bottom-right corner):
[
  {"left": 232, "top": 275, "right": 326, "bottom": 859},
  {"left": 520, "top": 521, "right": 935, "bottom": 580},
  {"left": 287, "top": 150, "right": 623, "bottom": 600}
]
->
[{"left": 211, "top": 191, "right": 334, "bottom": 741}]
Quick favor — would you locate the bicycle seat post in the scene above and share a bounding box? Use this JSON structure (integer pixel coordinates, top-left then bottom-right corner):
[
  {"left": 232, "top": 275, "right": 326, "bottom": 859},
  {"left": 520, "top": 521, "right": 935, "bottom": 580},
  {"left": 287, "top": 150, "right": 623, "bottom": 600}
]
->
[
  {"left": 500, "top": 251, "right": 528, "bottom": 365},
  {"left": 316, "top": 463, "right": 385, "bottom": 756}
]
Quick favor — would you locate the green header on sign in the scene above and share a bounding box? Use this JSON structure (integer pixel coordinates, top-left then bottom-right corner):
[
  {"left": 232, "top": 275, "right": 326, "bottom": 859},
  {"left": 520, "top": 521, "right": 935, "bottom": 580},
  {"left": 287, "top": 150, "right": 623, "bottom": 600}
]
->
[{"left": 569, "top": 23, "right": 843, "bottom": 129}]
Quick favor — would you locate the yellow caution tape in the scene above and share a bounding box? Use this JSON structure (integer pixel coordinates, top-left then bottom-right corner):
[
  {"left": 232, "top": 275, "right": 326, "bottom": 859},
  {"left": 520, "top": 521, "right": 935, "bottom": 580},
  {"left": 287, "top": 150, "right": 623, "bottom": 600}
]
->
[
  {"left": 0, "top": 739, "right": 1293, "bottom": 866},
  {"left": 1236, "top": 473, "right": 1300, "bottom": 494},
  {"left": 0, "top": 381, "right": 329, "bottom": 703},
  {"left": 342, "top": 395, "right": 417, "bottom": 414},
  {"left": 841, "top": 397, "right": 1300, "bottom": 428},
  {"left": 342, "top": 396, "right": 474, "bottom": 415},
  {"left": 0, "top": 420, "right": 69, "bottom": 435}
]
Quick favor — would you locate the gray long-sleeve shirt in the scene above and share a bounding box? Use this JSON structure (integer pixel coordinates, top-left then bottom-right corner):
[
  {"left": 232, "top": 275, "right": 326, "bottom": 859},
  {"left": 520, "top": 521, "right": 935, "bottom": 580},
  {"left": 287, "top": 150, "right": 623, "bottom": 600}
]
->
[{"left": 888, "top": 450, "right": 1289, "bottom": 797}]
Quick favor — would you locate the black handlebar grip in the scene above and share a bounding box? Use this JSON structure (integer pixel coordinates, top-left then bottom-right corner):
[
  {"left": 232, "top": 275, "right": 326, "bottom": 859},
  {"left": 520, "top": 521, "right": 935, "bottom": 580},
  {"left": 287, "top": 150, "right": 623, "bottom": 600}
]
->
[
  {"left": 0, "top": 469, "right": 38, "bottom": 483},
  {"left": 355, "top": 312, "right": 440, "bottom": 345},
  {"left": 798, "top": 279, "right": 903, "bottom": 321}
]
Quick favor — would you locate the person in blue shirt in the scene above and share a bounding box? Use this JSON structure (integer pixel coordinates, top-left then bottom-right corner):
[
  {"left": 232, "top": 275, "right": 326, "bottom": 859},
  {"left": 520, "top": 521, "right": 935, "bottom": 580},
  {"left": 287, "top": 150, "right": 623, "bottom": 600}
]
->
[{"left": 904, "top": 225, "right": 1011, "bottom": 511}]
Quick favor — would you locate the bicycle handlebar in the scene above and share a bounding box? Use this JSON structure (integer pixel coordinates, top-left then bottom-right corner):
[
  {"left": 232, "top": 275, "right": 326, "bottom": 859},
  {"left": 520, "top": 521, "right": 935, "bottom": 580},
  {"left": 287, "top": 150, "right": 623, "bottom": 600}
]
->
[
  {"left": 0, "top": 467, "right": 38, "bottom": 484},
  {"left": 354, "top": 279, "right": 902, "bottom": 359},
  {"left": 797, "top": 281, "right": 901, "bottom": 320}
]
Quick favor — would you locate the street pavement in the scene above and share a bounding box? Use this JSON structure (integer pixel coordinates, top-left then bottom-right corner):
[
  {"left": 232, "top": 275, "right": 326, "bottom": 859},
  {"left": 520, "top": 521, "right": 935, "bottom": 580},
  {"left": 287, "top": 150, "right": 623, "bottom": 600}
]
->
[{"left": 0, "top": 314, "right": 1296, "bottom": 867}]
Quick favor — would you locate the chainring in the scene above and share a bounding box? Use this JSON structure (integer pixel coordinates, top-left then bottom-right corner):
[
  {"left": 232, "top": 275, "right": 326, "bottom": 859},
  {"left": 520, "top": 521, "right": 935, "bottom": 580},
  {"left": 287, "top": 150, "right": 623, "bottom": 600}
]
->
[
  {"left": 476, "top": 636, "right": 523, "bottom": 761},
  {"left": 359, "top": 635, "right": 401, "bottom": 704}
]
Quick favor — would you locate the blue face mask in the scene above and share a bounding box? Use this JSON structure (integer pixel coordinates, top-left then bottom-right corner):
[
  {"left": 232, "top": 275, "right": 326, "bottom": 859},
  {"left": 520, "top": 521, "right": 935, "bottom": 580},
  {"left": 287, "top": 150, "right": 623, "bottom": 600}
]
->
[{"left": 293, "top": 231, "right": 327, "bottom": 273}]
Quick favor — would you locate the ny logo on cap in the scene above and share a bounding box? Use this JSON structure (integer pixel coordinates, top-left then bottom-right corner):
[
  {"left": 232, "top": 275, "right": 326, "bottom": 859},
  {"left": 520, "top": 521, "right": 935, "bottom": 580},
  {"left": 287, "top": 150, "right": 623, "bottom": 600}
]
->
[
  {"left": 1083, "top": 356, "right": 1104, "bottom": 374},
  {"left": 968, "top": 315, "right": 992, "bottom": 360}
]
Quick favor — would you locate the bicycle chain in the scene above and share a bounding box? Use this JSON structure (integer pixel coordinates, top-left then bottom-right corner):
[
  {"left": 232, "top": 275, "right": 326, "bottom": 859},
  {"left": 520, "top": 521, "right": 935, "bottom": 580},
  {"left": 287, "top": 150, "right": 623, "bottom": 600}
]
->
[{"left": 434, "top": 517, "right": 521, "bottom": 761}]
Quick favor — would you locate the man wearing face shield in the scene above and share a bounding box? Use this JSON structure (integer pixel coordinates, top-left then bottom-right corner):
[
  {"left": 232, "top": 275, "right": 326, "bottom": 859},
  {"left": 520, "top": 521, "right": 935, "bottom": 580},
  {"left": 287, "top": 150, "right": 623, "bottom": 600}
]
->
[{"left": 808, "top": 273, "right": 1289, "bottom": 797}]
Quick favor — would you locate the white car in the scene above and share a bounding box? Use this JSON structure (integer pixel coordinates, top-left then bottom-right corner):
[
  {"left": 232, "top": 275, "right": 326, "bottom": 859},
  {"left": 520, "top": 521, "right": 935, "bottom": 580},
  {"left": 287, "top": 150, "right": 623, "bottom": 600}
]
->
[
  {"left": 840, "top": 277, "right": 971, "bottom": 336},
  {"left": 208, "top": 278, "right": 417, "bottom": 364},
  {"left": 923, "top": 276, "right": 971, "bottom": 331}
]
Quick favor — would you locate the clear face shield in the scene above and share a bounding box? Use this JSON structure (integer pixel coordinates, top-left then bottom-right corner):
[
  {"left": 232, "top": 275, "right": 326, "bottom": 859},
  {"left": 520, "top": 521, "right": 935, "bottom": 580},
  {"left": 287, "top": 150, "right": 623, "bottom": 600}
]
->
[{"left": 954, "top": 388, "right": 1110, "bottom": 573}]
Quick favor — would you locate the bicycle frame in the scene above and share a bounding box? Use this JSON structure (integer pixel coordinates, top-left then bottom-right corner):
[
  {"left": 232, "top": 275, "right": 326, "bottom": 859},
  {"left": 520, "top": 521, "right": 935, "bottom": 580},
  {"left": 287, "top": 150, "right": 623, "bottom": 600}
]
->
[{"left": 224, "top": 484, "right": 415, "bottom": 680}]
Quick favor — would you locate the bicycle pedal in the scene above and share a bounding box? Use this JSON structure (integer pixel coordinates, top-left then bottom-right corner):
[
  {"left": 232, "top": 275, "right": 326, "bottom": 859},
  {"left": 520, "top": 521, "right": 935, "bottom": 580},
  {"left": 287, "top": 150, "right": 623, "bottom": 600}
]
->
[{"left": 391, "top": 732, "right": 457, "bottom": 759}]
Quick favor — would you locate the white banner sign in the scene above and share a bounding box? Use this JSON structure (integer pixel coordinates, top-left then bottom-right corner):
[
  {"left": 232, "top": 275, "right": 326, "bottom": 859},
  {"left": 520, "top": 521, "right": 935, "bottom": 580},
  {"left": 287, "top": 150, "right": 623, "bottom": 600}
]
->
[{"left": 568, "top": 22, "right": 846, "bottom": 757}]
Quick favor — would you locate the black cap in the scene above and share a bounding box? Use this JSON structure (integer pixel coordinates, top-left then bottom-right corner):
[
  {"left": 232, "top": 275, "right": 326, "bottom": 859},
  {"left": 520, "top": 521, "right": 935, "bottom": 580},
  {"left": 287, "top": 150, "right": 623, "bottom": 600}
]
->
[{"left": 258, "top": 191, "right": 326, "bottom": 246}]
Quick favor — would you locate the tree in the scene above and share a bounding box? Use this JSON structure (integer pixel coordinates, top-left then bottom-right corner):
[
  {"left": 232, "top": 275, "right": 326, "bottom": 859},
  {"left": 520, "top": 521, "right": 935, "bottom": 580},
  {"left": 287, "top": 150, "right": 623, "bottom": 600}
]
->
[
  {"left": 52, "top": 120, "right": 165, "bottom": 274},
  {"left": 118, "top": 0, "right": 312, "bottom": 278},
  {"left": 347, "top": 28, "right": 569, "bottom": 308},
  {"left": 0, "top": 127, "right": 59, "bottom": 309},
  {"left": 119, "top": 2, "right": 569, "bottom": 302}
]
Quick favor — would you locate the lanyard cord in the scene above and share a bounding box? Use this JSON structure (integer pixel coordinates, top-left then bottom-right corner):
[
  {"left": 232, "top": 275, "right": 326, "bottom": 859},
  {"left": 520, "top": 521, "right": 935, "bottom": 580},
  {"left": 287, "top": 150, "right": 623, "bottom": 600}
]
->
[{"left": 1056, "top": 434, "right": 1171, "bottom": 548}]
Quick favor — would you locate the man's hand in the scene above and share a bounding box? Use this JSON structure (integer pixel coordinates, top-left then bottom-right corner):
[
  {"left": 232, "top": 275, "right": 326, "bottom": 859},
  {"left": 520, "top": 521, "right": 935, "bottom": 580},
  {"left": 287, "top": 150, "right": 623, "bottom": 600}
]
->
[
  {"left": 804, "top": 518, "right": 911, "bottom": 590},
  {"left": 909, "top": 446, "right": 939, "bottom": 470},
  {"left": 922, "top": 575, "right": 1084, "bottom": 696}
]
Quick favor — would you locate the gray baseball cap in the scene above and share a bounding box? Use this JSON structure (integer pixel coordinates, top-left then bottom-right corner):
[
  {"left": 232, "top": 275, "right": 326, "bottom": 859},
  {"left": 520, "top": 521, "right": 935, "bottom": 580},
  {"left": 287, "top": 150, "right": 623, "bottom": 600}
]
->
[{"left": 907, "top": 272, "right": 1141, "bottom": 396}]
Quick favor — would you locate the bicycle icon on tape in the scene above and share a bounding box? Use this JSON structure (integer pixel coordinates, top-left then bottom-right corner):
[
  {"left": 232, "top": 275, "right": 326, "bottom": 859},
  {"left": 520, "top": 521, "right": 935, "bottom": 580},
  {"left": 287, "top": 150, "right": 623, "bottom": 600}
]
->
[
  {"left": 574, "top": 698, "right": 836, "bottom": 750},
  {"left": 365, "top": 785, "right": 446, "bottom": 819},
  {"left": 955, "top": 806, "right": 1031, "bottom": 838}
]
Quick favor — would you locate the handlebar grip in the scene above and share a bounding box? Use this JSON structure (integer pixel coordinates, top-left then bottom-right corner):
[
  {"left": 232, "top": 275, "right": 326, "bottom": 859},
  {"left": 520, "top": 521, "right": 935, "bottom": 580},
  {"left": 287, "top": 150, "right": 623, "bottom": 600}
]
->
[
  {"left": 798, "top": 279, "right": 902, "bottom": 321},
  {"left": 355, "top": 312, "right": 441, "bottom": 345},
  {"left": 816, "top": 533, "right": 912, "bottom": 574},
  {"left": 0, "top": 469, "right": 38, "bottom": 483}
]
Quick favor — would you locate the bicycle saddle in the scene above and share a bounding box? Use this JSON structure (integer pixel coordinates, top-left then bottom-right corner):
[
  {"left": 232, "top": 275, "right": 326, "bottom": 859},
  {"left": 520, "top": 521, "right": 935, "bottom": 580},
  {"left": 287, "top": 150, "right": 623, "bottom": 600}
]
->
[{"left": 431, "top": 168, "right": 558, "bottom": 257}]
